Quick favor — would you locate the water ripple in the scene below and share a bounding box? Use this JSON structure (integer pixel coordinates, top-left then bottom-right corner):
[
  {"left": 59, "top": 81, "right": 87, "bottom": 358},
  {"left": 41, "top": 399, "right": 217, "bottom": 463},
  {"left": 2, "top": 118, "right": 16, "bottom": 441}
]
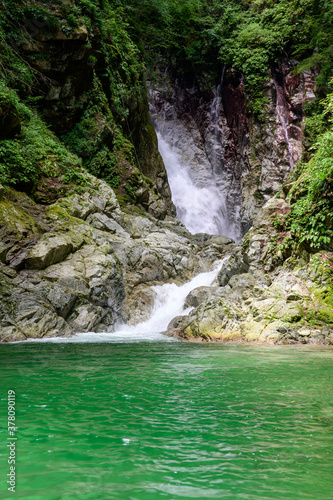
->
[{"left": 0, "top": 343, "right": 332, "bottom": 499}]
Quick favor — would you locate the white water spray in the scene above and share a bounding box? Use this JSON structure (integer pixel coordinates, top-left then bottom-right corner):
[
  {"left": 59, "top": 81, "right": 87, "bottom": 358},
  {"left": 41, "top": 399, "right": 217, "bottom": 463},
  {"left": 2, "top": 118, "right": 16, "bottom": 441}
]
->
[
  {"left": 20, "top": 262, "right": 224, "bottom": 343},
  {"left": 157, "top": 132, "right": 228, "bottom": 235},
  {"left": 115, "top": 262, "right": 222, "bottom": 336},
  {"left": 150, "top": 70, "right": 240, "bottom": 239}
]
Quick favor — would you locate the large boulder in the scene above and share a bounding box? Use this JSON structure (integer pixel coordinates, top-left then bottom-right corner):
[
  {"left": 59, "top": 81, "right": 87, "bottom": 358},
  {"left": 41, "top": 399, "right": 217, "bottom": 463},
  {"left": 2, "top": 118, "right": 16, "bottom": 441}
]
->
[
  {"left": 217, "top": 249, "right": 249, "bottom": 286},
  {"left": 0, "top": 271, "right": 73, "bottom": 342},
  {"left": 86, "top": 213, "right": 128, "bottom": 236},
  {"left": 25, "top": 231, "right": 85, "bottom": 270},
  {"left": 67, "top": 303, "right": 107, "bottom": 332},
  {"left": 121, "top": 285, "right": 157, "bottom": 325},
  {"left": 184, "top": 286, "right": 219, "bottom": 308},
  {"left": 40, "top": 244, "right": 125, "bottom": 331}
]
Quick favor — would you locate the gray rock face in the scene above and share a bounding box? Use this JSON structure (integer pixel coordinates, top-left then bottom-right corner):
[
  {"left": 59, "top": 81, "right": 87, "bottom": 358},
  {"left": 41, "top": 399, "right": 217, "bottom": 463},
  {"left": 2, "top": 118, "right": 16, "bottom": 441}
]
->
[
  {"left": 0, "top": 271, "right": 73, "bottom": 342},
  {"left": 25, "top": 232, "right": 85, "bottom": 270},
  {"left": 67, "top": 303, "right": 107, "bottom": 332},
  {"left": 0, "top": 175, "right": 232, "bottom": 341},
  {"left": 149, "top": 63, "right": 316, "bottom": 238},
  {"left": 121, "top": 285, "right": 157, "bottom": 325},
  {"left": 1, "top": 179, "right": 332, "bottom": 344},
  {"left": 167, "top": 315, "right": 187, "bottom": 337},
  {"left": 44, "top": 285, "right": 78, "bottom": 319},
  {"left": 86, "top": 213, "right": 128, "bottom": 236},
  {"left": 217, "top": 249, "right": 249, "bottom": 286},
  {"left": 184, "top": 286, "right": 219, "bottom": 308}
]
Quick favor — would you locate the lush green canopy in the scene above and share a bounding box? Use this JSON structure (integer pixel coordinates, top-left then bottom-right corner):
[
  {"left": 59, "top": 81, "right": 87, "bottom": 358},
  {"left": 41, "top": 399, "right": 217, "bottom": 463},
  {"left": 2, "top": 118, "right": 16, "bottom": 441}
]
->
[
  {"left": 119, "top": 0, "right": 333, "bottom": 92},
  {"left": 0, "top": 0, "right": 333, "bottom": 249}
]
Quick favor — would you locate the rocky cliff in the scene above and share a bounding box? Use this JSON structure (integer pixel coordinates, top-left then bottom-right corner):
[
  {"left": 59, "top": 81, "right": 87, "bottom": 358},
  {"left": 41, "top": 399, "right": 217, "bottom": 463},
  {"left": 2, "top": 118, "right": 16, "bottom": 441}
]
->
[
  {"left": 168, "top": 196, "right": 333, "bottom": 345},
  {"left": 0, "top": 0, "right": 174, "bottom": 219},
  {"left": 0, "top": 176, "right": 233, "bottom": 341},
  {"left": 0, "top": 1, "right": 332, "bottom": 344},
  {"left": 149, "top": 63, "right": 316, "bottom": 238}
]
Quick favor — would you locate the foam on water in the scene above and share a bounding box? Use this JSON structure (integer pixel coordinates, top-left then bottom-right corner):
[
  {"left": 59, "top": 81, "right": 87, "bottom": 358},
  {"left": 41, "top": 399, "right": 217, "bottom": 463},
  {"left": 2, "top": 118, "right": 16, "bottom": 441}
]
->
[{"left": 20, "top": 260, "right": 225, "bottom": 344}]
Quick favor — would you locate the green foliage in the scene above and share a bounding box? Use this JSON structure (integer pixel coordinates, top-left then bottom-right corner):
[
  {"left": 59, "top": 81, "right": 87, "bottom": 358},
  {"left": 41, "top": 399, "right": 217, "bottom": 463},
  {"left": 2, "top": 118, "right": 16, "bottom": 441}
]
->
[
  {"left": 123, "top": 0, "right": 333, "bottom": 109},
  {"left": 286, "top": 83, "right": 333, "bottom": 250},
  {"left": 62, "top": 73, "right": 134, "bottom": 191},
  {"left": 0, "top": 0, "right": 148, "bottom": 200},
  {"left": 73, "top": 0, "right": 144, "bottom": 118},
  {"left": 1, "top": 0, "right": 332, "bottom": 214},
  {"left": 0, "top": 81, "right": 81, "bottom": 191},
  {"left": 0, "top": 1, "right": 59, "bottom": 90},
  {"left": 89, "top": 148, "right": 120, "bottom": 189}
]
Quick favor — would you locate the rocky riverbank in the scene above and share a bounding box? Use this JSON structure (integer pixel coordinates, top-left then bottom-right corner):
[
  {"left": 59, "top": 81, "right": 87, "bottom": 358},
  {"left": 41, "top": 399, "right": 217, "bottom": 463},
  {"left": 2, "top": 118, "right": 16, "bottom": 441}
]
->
[
  {"left": 2, "top": 173, "right": 333, "bottom": 345},
  {"left": 0, "top": 175, "right": 234, "bottom": 342},
  {"left": 167, "top": 196, "right": 333, "bottom": 345},
  {"left": 0, "top": 1, "right": 332, "bottom": 345}
]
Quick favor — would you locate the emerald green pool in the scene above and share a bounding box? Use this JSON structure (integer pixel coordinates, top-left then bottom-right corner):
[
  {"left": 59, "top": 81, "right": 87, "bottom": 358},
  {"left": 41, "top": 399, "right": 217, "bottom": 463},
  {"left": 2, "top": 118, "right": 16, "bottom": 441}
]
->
[{"left": 0, "top": 340, "right": 332, "bottom": 499}]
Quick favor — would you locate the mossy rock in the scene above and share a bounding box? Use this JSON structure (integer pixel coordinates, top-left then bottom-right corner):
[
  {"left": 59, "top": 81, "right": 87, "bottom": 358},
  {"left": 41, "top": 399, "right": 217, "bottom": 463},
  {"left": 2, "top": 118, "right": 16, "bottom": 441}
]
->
[
  {"left": 305, "top": 307, "right": 317, "bottom": 324},
  {"left": 315, "top": 286, "right": 333, "bottom": 307},
  {"left": 317, "top": 307, "right": 333, "bottom": 324},
  {"left": 0, "top": 201, "right": 39, "bottom": 238},
  {"left": 281, "top": 302, "right": 304, "bottom": 323}
]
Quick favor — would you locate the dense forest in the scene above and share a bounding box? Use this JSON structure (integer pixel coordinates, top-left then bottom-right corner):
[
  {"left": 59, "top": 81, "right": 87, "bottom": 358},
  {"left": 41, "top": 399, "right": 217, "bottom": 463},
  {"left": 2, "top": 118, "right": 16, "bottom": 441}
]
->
[
  {"left": 1, "top": 0, "right": 333, "bottom": 246},
  {"left": 0, "top": 0, "right": 333, "bottom": 342}
]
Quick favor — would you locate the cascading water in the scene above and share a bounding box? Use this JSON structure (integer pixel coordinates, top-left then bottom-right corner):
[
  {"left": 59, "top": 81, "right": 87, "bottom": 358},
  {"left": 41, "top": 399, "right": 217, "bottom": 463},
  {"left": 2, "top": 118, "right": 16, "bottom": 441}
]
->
[
  {"left": 156, "top": 133, "right": 228, "bottom": 235},
  {"left": 149, "top": 74, "right": 240, "bottom": 240},
  {"left": 273, "top": 73, "right": 294, "bottom": 170},
  {"left": 113, "top": 262, "right": 222, "bottom": 340},
  {"left": 22, "top": 261, "right": 225, "bottom": 343}
]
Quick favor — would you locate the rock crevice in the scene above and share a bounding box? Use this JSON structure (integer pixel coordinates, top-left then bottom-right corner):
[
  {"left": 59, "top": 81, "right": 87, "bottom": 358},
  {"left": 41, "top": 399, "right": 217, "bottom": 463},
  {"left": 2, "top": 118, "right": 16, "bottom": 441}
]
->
[{"left": 0, "top": 175, "right": 233, "bottom": 342}]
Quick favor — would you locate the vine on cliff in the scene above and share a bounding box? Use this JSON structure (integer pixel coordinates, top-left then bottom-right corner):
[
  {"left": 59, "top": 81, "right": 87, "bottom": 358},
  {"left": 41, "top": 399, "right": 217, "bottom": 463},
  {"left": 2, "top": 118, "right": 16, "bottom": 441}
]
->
[{"left": 0, "top": 0, "right": 150, "bottom": 203}]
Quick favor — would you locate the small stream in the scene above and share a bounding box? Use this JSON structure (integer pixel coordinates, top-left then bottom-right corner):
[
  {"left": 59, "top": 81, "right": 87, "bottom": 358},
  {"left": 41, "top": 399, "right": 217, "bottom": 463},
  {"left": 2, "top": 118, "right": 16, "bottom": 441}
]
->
[{"left": 20, "top": 261, "right": 223, "bottom": 344}]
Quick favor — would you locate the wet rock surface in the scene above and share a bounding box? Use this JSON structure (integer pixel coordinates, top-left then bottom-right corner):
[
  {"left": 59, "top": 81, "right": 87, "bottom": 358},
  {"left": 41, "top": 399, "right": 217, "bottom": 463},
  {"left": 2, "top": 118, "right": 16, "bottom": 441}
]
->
[
  {"left": 169, "top": 196, "right": 333, "bottom": 345},
  {"left": 2, "top": 181, "right": 332, "bottom": 344},
  {"left": 149, "top": 63, "right": 316, "bottom": 238},
  {"left": 0, "top": 176, "right": 233, "bottom": 341},
  {"left": 184, "top": 286, "right": 220, "bottom": 309}
]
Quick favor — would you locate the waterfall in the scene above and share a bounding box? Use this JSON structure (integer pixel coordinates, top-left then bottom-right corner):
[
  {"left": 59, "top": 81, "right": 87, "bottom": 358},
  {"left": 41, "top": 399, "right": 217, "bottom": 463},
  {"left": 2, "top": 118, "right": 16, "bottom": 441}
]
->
[
  {"left": 112, "top": 261, "right": 222, "bottom": 339},
  {"left": 156, "top": 132, "right": 228, "bottom": 235},
  {"left": 22, "top": 261, "right": 224, "bottom": 343},
  {"left": 150, "top": 70, "right": 240, "bottom": 239},
  {"left": 273, "top": 73, "right": 294, "bottom": 170}
]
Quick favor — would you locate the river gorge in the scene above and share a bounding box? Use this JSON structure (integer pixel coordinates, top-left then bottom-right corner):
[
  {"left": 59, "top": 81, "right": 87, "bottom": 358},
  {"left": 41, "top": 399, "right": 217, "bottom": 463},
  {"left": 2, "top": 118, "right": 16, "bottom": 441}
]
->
[{"left": 0, "top": 1, "right": 333, "bottom": 498}]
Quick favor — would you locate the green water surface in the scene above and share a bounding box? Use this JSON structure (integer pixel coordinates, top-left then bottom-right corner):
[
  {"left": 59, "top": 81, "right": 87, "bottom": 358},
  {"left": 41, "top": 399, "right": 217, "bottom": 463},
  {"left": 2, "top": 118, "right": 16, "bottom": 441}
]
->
[{"left": 0, "top": 341, "right": 332, "bottom": 500}]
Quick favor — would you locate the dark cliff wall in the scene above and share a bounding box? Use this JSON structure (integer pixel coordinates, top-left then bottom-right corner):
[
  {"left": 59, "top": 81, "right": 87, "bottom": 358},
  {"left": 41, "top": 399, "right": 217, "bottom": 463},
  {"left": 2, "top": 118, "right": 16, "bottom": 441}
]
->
[
  {"left": 149, "top": 62, "right": 317, "bottom": 236},
  {"left": 0, "top": 0, "right": 174, "bottom": 218}
]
